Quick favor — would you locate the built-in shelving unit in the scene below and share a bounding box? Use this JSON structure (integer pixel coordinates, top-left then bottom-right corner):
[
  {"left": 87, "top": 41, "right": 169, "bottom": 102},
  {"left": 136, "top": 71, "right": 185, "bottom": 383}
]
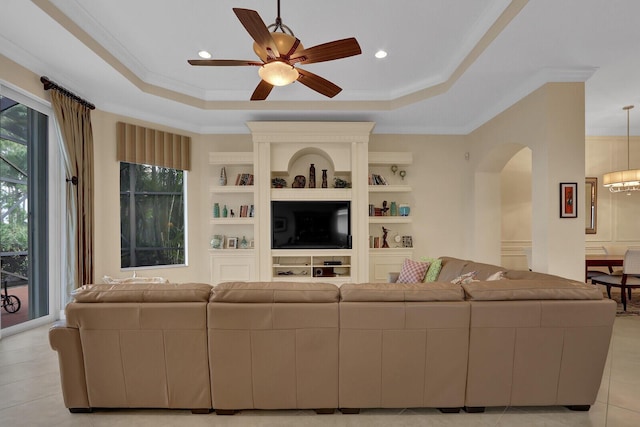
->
[
  {"left": 367, "top": 152, "right": 414, "bottom": 280},
  {"left": 208, "top": 152, "right": 257, "bottom": 284},
  {"left": 207, "top": 123, "right": 414, "bottom": 285},
  {"left": 272, "top": 251, "right": 352, "bottom": 283}
]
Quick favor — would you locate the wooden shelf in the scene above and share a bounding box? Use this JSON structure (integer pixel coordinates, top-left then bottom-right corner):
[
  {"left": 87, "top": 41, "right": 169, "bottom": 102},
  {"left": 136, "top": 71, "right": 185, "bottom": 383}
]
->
[
  {"left": 368, "top": 185, "right": 412, "bottom": 193},
  {"left": 369, "top": 216, "right": 412, "bottom": 224},
  {"left": 271, "top": 188, "right": 352, "bottom": 200},
  {"left": 210, "top": 218, "right": 255, "bottom": 225},
  {"left": 210, "top": 185, "right": 254, "bottom": 193}
]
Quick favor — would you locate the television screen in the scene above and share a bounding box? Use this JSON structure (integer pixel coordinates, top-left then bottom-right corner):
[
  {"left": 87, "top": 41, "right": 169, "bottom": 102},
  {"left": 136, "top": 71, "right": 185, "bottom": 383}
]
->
[{"left": 271, "top": 201, "right": 351, "bottom": 249}]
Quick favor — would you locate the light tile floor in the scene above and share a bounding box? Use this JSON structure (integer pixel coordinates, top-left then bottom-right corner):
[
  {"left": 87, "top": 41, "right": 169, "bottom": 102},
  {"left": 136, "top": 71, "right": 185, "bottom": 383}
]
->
[{"left": 1, "top": 318, "right": 639, "bottom": 427}]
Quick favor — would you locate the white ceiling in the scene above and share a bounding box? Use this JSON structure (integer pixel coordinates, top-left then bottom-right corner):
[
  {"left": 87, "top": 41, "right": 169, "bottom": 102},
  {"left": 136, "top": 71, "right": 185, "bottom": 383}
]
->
[{"left": 2, "top": 0, "right": 640, "bottom": 136}]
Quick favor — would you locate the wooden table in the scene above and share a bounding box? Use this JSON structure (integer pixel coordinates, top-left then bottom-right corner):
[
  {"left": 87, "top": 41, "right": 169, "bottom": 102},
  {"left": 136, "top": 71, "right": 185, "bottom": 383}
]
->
[{"left": 585, "top": 254, "right": 623, "bottom": 282}]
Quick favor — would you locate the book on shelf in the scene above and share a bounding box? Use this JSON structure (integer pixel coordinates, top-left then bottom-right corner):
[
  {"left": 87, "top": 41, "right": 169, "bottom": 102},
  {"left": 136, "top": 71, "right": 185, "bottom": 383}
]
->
[
  {"left": 369, "top": 173, "right": 388, "bottom": 185},
  {"left": 235, "top": 173, "right": 254, "bottom": 186}
]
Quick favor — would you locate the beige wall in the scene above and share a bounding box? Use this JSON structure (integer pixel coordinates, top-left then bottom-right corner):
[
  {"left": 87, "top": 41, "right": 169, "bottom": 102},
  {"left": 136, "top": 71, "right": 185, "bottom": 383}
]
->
[
  {"left": 469, "top": 83, "right": 586, "bottom": 280},
  {"left": 500, "top": 148, "right": 532, "bottom": 270}
]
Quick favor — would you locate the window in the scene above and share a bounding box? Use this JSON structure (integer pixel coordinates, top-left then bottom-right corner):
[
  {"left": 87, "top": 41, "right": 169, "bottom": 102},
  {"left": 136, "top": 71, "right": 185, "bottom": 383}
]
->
[{"left": 120, "top": 162, "right": 186, "bottom": 268}]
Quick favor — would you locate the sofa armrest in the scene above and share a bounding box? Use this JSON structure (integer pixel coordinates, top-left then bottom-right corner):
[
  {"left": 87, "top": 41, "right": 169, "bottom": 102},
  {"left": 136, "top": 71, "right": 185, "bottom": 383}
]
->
[
  {"left": 387, "top": 272, "right": 399, "bottom": 283},
  {"left": 49, "top": 321, "right": 90, "bottom": 410}
]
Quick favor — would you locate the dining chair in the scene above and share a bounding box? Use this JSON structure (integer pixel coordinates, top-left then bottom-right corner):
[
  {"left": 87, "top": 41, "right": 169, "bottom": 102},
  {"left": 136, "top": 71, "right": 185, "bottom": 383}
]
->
[
  {"left": 592, "top": 249, "right": 640, "bottom": 311},
  {"left": 604, "top": 245, "right": 627, "bottom": 275}
]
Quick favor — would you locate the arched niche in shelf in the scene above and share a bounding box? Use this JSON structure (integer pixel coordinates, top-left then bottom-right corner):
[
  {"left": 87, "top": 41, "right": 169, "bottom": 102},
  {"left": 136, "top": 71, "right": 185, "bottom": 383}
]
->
[{"left": 287, "top": 147, "right": 336, "bottom": 178}]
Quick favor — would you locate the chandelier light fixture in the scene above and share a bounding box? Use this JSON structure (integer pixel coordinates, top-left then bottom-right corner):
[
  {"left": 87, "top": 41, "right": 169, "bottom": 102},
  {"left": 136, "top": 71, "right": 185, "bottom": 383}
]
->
[{"left": 603, "top": 105, "right": 640, "bottom": 194}]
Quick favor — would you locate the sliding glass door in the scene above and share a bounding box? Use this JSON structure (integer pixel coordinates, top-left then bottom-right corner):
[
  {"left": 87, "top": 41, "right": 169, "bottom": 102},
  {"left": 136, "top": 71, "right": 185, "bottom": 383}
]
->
[{"left": 0, "top": 92, "right": 49, "bottom": 332}]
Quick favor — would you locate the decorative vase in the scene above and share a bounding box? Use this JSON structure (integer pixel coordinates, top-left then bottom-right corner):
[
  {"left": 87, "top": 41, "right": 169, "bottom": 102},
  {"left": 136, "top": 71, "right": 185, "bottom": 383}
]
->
[
  {"left": 222, "top": 204, "right": 228, "bottom": 218},
  {"left": 213, "top": 202, "right": 220, "bottom": 218},
  {"left": 309, "top": 163, "right": 316, "bottom": 188},
  {"left": 399, "top": 204, "right": 410, "bottom": 216},
  {"left": 292, "top": 175, "right": 306, "bottom": 188},
  {"left": 211, "top": 235, "right": 223, "bottom": 249},
  {"left": 219, "top": 167, "right": 227, "bottom": 186},
  {"left": 322, "top": 169, "right": 328, "bottom": 188},
  {"left": 240, "top": 236, "right": 248, "bottom": 249},
  {"left": 390, "top": 201, "right": 397, "bottom": 216}
]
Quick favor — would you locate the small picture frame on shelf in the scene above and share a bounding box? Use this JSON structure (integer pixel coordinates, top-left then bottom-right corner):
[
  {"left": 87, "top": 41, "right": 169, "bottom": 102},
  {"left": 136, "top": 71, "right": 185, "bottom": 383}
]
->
[
  {"left": 249, "top": 239, "right": 255, "bottom": 249},
  {"left": 226, "top": 237, "right": 238, "bottom": 249}
]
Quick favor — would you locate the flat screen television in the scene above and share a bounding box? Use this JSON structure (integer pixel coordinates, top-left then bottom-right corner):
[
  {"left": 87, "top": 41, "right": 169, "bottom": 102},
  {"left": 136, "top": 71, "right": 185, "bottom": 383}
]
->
[{"left": 271, "top": 200, "right": 351, "bottom": 249}]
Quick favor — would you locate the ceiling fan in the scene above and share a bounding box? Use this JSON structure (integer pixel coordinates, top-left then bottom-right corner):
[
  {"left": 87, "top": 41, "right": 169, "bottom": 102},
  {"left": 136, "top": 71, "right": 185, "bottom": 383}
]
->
[{"left": 188, "top": 0, "right": 362, "bottom": 100}]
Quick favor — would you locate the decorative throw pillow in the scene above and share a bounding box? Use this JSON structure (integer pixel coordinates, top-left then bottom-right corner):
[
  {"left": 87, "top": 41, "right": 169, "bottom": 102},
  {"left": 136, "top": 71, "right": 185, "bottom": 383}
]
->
[
  {"left": 451, "top": 271, "right": 477, "bottom": 285},
  {"left": 421, "top": 257, "right": 443, "bottom": 282},
  {"left": 397, "top": 258, "right": 430, "bottom": 283},
  {"left": 486, "top": 270, "right": 506, "bottom": 281}
]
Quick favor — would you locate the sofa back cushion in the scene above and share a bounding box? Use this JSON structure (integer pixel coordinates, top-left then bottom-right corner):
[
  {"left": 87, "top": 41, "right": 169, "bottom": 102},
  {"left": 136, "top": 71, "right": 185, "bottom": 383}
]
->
[
  {"left": 340, "top": 282, "right": 464, "bottom": 302},
  {"left": 437, "top": 257, "right": 470, "bottom": 282},
  {"left": 462, "top": 279, "right": 603, "bottom": 301},
  {"left": 211, "top": 281, "right": 339, "bottom": 303},
  {"left": 71, "top": 283, "right": 213, "bottom": 303}
]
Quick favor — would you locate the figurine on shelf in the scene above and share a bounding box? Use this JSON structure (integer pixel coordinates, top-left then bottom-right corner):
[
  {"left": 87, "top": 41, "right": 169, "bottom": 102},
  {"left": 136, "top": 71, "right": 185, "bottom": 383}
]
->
[
  {"left": 381, "top": 200, "right": 389, "bottom": 216},
  {"left": 230, "top": 209, "right": 235, "bottom": 218},
  {"left": 382, "top": 227, "right": 390, "bottom": 248}
]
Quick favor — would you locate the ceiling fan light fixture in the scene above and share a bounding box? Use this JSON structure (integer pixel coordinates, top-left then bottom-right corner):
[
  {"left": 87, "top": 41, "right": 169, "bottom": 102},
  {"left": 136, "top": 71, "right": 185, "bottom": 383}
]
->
[
  {"left": 258, "top": 61, "right": 299, "bottom": 86},
  {"left": 253, "top": 32, "right": 303, "bottom": 62},
  {"left": 198, "top": 50, "right": 212, "bottom": 59}
]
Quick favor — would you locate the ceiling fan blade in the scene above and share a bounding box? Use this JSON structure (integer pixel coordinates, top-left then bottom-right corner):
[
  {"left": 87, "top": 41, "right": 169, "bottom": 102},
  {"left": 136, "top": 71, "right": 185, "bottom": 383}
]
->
[
  {"left": 188, "top": 59, "right": 263, "bottom": 66},
  {"left": 296, "top": 68, "right": 342, "bottom": 98},
  {"left": 289, "top": 38, "right": 361, "bottom": 65},
  {"left": 251, "top": 80, "right": 274, "bottom": 101},
  {"left": 233, "top": 8, "right": 280, "bottom": 59}
]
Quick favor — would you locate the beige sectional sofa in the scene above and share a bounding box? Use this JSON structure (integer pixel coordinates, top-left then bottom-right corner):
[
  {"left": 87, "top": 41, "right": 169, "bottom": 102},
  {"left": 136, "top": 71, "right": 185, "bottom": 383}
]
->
[{"left": 49, "top": 256, "right": 616, "bottom": 415}]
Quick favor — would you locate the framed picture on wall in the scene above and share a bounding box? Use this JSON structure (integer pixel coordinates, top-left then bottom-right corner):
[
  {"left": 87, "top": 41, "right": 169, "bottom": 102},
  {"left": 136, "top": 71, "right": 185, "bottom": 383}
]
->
[{"left": 559, "top": 182, "right": 578, "bottom": 218}]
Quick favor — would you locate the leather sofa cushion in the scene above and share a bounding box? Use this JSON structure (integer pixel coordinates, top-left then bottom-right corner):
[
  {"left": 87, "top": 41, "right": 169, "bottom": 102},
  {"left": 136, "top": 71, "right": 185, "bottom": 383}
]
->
[
  {"left": 72, "top": 283, "right": 213, "bottom": 303},
  {"left": 340, "top": 282, "right": 464, "bottom": 302},
  {"left": 437, "top": 257, "right": 470, "bottom": 282},
  {"left": 211, "top": 282, "right": 339, "bottom": 303},
  {"left": 439, "top": 257, "right": 505, "bottom": 281},
  {"left": 462, "top": 279, "right": 603, "bottom": 301}
]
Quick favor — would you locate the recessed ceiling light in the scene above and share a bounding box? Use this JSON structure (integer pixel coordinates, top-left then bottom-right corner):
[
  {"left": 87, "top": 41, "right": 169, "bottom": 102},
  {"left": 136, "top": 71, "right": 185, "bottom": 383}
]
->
[
  {"left": 198, "top": 50, "right": 212, "bottom": 59},
  {"left": 375, "top": 50, "right": 388, "bottom": 59}
]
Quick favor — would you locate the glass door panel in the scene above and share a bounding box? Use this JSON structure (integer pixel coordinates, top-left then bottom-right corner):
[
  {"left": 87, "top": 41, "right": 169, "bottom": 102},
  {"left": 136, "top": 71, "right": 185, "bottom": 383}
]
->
[{"left": 1, "top": 95, "right": 49, "bottom": 330}]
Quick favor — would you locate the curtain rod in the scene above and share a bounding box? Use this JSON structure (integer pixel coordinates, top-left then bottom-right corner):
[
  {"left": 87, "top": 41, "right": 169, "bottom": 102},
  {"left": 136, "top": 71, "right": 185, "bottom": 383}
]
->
[{"left": 40, "top": 76, "right": 95, "bottom": 110}]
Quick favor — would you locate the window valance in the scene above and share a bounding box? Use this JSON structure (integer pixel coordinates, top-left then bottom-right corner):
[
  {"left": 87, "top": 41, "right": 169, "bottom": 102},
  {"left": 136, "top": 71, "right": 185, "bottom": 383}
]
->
[{"left": 116, "top": 122, "right": 191, "bottom": 170}]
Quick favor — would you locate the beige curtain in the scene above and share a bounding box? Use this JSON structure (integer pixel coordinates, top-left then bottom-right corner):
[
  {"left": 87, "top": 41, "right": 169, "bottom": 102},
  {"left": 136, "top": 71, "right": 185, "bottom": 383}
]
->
[
  {"left": 116, "top": 122, "right": 191, "bottom": 170},
  {"left": 50, "top": 91, "right": 94, "bottom": 293}
]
